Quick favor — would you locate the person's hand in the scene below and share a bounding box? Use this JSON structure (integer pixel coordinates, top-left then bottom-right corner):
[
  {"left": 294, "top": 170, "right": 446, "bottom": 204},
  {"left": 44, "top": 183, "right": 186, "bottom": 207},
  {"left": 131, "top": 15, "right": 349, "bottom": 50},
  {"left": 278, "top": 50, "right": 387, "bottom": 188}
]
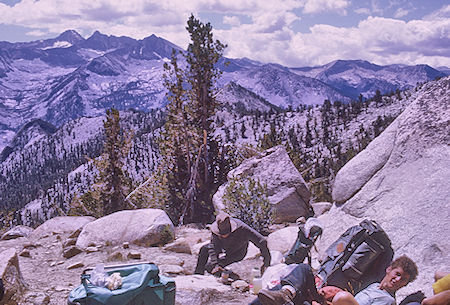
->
[
  {"left": 260, "top": 264, "right": 268, "bottom": 275},
  {"left": 211, "top": 265, "right": 224, "bottom": 276},
  {"left": 422, "top": 291, "right": 450, "bottom": 305}
]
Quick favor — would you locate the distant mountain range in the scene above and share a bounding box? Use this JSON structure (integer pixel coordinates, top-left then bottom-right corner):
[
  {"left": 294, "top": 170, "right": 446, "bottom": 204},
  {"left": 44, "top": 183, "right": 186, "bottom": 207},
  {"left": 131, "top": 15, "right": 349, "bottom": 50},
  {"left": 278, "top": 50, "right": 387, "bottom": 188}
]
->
[{"left": 0, "top": 29, "right": 447, "bottom": 150}]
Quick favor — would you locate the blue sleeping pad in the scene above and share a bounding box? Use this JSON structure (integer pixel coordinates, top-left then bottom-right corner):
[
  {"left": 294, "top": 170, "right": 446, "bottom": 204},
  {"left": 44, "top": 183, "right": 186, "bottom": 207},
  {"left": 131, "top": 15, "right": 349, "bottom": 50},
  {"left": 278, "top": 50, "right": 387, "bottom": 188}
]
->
[{"left": 68, "top": 263, "right": 175, "bottom": 305}]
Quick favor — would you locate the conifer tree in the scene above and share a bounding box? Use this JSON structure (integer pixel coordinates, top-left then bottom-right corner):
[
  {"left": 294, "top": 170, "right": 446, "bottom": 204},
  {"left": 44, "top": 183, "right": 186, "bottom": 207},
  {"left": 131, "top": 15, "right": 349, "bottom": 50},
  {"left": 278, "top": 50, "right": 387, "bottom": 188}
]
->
[
  {"left": 150, "top": 15, "right": 227, "bottom": 224},
  {"left": 70, "top": 108, "right": 131, "bottom": 217},
  {"left": 183, "top": 15, "right": 227, "bottom": 224}
]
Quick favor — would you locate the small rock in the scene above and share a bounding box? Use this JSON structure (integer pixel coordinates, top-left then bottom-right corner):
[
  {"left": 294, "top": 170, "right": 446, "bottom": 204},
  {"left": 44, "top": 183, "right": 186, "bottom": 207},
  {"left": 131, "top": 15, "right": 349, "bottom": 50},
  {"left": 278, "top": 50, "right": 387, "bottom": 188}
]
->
[
  {"left": 68, "top": 228, "right": 82, "bottom": 239},
  {"left": 49, "top": 261, "right": 65, "bottom": 267},
  {"left": 160, "top": 264, "right": 184, "bottom": 276},
  {"left": 63, "top": 238, "right": 77, "bottom": 248},
  {"left": 67, "top": 262, "right": 84, "bottom": 270},
  {"left": 19, "top": 250, "right": 31, "bottom": 258},
  {"left": 155, "top": 255, "right": 184, "bottom": 266},
  {"left": 107, "top": 251, "right": 124, "bottom": 262},
  {"left": 54, "top": 285, "right": 70, "bottom": 292},
  {"left": 312, "top": 202, "right": 332, "bottom": 216},
  {"left": 163, "top": 238, "right": 192, "bottom": 254},
  {"left": 232, "top": 280, "right": 249, "bottom": 292},
  {"left": 63, "top": 246, "right": 83, "bottom": 259},
  {"left": 123, "top": 242, "right": 130, "bottom": 249},
  {"left": 23, "top": 291, "right": 50, "bottom": 305},
  {"left": 86, "top": 246, "right": 99, "bottom": 253},
  {"left": 127, "top": 251, "right": 141, "bottom": 260},
  {"left": 23, "top": 243, "right": 39, "bottom": 249}
]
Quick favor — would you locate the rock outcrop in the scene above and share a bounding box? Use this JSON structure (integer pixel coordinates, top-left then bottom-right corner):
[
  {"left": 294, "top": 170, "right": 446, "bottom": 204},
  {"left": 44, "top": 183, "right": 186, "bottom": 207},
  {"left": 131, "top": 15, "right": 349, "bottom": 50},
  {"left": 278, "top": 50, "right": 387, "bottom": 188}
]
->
[
  {"left": 1, "top": 225, "right": 33, "bottom": 240},
  {"left": 76, "top": 209, "right": 175, "bottom": 249},
  {"left": 0, "top": 248, "right": 27, "bottom": 305},
  {"left": 267, "top": 226, "right": 298, "bottom": 254},
  {"left": 29, "top": 216, "right": 95, "bottom": 239},
  {"left": 3, "top": 221, "right": 262, "bottom": 305},
  {"left": 175, "top": 275, "right": 254, "bottom": 304},
  {"left": 321, "top": 77, "right": 450, "bottom": 298},
  {"left": 213, "top": 145, "right": 312, "bottom": 223}
]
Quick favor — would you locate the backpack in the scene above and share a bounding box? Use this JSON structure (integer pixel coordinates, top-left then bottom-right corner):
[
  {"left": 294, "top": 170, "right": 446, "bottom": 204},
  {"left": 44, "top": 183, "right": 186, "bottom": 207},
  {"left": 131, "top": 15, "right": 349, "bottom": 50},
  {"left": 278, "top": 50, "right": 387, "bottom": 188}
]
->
[
  {"left": 317, "top": 219, "right": 393, "bottom": 294},
  {"left": 284, "top": 218, "right": 323, "bottom": 265}
]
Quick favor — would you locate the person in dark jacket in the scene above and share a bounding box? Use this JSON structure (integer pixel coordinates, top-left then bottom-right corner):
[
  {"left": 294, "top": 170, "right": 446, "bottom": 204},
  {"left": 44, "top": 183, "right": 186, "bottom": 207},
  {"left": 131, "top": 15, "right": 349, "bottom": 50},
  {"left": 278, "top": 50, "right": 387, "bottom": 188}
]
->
[{"left": 194, "top": 212, "right": 271, "bottom": 276}]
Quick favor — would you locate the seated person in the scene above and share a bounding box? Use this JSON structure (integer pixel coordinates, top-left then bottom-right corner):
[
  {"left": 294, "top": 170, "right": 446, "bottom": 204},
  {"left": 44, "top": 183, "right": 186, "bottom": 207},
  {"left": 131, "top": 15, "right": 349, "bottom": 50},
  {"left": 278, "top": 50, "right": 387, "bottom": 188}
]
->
[
  {"left": 194, "top": 212, "right": 271, "bottom": 276},
  {"left": 256, "top": 255, "right": 418, "bottom": 305}
]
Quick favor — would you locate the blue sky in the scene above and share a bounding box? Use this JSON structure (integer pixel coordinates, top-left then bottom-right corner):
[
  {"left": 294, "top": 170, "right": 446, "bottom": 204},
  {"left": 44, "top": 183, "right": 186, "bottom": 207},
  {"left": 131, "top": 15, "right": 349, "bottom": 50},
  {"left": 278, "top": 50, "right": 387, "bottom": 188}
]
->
[{"left": 0, "top": 0, "right": 449, "bottom": 67}]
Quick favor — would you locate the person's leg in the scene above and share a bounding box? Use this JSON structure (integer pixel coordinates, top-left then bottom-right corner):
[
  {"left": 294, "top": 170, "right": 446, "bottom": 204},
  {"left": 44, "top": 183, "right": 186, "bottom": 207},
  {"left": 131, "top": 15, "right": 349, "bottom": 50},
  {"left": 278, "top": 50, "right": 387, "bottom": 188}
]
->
[
  {"left": 332, "top": 291, "right": 359, "bottom": 305},
  {"left": 203, "top": 246, "right": 248, "bottom": 275},
  {"left": 249, "top": 297, "right": 263, "bottom": 305},
  {"left": 434, "top": 270, "right": 449, "bottom": 282},
  {"left": 258, "top": 264, "right": 319, "bottom": 305},
  {"left": 217, "top": 246, "right": 248, "bottom": 268},
  {"left": 282, "top": 263, "right": 321, "bottom": 304},
  {"left": 194, "top": 243, "right": 212, "bottom": 274}
]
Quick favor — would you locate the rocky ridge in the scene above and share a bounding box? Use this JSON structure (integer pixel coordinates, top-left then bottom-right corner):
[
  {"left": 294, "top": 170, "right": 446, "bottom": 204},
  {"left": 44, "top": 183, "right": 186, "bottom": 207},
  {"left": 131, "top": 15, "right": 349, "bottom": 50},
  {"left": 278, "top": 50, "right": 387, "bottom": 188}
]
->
[{"left": 319, "top": 76, "right": 450, "bottom": 299}]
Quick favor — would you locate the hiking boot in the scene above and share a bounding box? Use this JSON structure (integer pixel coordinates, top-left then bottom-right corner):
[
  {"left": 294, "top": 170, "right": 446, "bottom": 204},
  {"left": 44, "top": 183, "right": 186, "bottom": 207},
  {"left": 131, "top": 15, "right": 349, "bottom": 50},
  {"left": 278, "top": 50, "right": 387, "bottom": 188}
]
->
[{"left": 258, "top": 288, "right": 294, "bottom": 305}]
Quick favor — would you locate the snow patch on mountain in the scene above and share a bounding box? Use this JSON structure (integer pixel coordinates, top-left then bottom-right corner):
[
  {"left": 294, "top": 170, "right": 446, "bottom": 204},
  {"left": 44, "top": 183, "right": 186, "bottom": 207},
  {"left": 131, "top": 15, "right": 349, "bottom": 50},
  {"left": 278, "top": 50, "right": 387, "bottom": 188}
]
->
[{"left": 40, "top": 41, "right": 73, "bottom": 50}]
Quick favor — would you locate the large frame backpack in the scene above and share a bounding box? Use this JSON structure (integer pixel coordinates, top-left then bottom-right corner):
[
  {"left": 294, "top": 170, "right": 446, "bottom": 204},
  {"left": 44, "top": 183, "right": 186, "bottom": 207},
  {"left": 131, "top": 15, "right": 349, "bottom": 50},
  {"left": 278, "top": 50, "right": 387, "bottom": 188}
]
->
[{"left": 317, "top": 219, "right": 394, "bottom": 294}]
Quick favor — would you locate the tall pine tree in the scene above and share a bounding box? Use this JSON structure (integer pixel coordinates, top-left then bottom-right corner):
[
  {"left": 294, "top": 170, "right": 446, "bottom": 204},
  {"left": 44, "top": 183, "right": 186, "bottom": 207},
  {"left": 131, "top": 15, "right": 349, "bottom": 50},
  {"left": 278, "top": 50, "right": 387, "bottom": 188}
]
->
[
  {"left": 153, "top": 15, "right": 227, "bottom": 225},
  {"left": 70, "top": 108, "right": 131, "bottom": 217}
]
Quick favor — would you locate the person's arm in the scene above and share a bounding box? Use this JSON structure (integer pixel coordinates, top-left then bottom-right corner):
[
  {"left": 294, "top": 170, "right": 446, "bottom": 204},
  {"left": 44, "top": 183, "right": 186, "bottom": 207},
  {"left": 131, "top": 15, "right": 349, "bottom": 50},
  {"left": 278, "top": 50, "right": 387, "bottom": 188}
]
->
[
  {"left": 320, "top": 286, "right": 344, "bottom": 302},
  {"left": 245, "top": 225, "right": 271, "bottom": 268},
  {"left": 208, "top": 233, "right": 223, "bottom": 267}
]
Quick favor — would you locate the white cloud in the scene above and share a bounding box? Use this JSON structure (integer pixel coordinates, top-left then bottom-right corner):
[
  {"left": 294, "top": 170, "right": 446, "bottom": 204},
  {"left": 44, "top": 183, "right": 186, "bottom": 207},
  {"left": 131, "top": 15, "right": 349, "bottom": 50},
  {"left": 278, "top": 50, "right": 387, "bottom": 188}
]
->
[
  {"left": 354, "top": 8, "right": 371, "bottom": 15},
  {"left": 302, "top": 0, "right": 350, "bottom": 15},
  {"left": 0, "top": 0, "right": 449, "bottom": 68},
  {"left": 223, "top": 16, "right": 241, "bottom": 27},
  {"left": 370, "top": 0, "right": 384, "bottom": 15},
  {"left": 423, "top": 4, "right": 450, "bottom": 21},
  {"left": 26, "top": 29, "right": 48, "bottom": 37},
  {"left": 219, "top": 13, "right": 450, "bottom": 68},
  {"left": 394, "top": 8, "right": 409, "bottom": 18}
]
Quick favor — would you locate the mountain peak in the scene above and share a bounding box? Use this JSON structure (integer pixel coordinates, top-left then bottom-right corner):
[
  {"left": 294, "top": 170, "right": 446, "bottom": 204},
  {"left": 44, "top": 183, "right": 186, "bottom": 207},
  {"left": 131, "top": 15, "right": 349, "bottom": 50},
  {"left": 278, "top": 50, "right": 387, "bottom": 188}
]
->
[
  {"left": 57, "top": 30, "right": 84, "bottom": 42},
  {"left": 89, "top": 30, "right": 106, "bottom": 39},
  {"left": 1, "top": 119, "right": 56, "bottom": 161}
]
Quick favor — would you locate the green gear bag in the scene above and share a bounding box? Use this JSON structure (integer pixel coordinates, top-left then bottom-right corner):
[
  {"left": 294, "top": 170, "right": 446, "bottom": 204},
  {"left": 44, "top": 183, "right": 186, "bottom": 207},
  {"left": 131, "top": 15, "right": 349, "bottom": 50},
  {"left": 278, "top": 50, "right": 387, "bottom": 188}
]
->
[{"left": 68, "top": 263, "right": 175, "bottom": 305}]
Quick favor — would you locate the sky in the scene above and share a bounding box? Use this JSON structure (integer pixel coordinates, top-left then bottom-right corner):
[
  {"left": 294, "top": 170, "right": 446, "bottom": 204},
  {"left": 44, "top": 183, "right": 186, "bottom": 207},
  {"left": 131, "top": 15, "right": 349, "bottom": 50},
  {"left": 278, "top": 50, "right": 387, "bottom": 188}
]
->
[{"left": 0, "top": 0, "right": 449, "bottom": 68}]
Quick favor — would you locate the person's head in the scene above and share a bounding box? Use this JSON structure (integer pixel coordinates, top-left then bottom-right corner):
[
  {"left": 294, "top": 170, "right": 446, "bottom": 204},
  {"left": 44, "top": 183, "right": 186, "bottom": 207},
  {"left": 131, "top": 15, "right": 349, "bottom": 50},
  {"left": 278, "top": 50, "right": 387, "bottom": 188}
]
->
[
  {"left": 380, "top": 255, "right": 418, "bottom": 294},
  {"left": 210, "top": 212, "right": 237, "bottom": 239}
]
